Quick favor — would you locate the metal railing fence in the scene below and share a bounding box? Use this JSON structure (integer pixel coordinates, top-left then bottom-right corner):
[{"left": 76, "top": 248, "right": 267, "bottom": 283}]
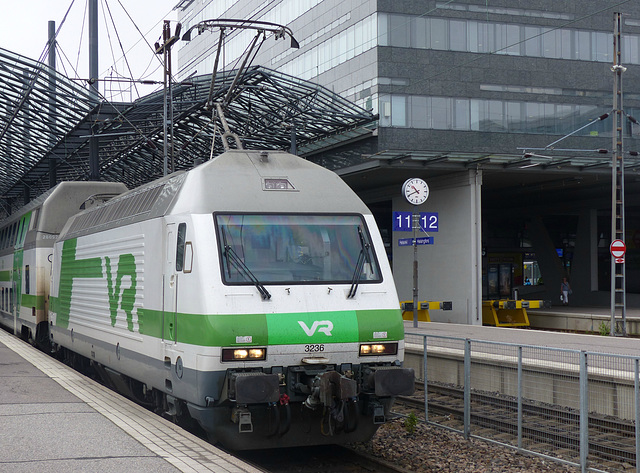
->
[{"left": 405, "top": 332, "right": 640, "bottom": 473}]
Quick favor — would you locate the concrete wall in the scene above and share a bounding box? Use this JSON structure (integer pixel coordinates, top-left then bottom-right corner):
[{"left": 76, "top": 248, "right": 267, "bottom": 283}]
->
[{"left": 392, "top": 170, "right": 482, "bottom": 325}]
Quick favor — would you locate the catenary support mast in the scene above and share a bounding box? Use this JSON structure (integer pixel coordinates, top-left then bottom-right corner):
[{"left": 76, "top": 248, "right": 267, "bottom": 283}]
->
[{"left": 610, "top": 12, "right": 626, "bottom": 336}]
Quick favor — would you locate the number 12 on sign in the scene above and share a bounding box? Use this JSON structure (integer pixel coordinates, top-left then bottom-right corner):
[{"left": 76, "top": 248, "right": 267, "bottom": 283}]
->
[{"left": 420, "top": 212, "right": 438, "bottom": 232}]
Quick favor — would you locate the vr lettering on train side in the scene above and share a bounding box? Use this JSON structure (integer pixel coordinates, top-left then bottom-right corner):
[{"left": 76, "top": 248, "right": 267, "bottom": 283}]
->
[
  {"left": 56, "top": 238, "right": 137, "bottom": 331},
  {"left": 105, "top": 254, "right": 137, "bottom": 331},
  {"left": 298, "top": 320, "right": 333, "bottom": 337}
]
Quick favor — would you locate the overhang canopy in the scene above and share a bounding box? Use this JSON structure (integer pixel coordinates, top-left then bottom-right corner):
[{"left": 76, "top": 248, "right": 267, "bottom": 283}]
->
[{"left": 0, "top": 48, "right": 377, "bottom": 214}]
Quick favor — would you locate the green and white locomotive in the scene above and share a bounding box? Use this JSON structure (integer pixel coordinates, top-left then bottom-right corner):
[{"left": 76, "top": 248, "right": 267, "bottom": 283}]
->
[{"left": 6, "top": 150, "right": 414, "bottom": 449}]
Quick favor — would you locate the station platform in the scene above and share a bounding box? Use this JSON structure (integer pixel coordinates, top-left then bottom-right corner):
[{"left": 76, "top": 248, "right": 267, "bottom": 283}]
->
[
  {"left": 528, "top": 305, "right": 640, "bottom": 335},
  {"left": 404, "top": 310, "right": 640, "bottom": 356},
  {"left": 0, "top": 329, "right": 260, "bottom": 473}
]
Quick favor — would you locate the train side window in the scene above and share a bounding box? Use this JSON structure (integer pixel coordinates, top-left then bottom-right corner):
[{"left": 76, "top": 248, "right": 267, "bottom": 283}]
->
[
  {"left": 25, "top": 265, "right": 30, "bottom": 295},
  {"left": 183, "top": 242, "right": 193, "bottom": 273},
  {"left": 29, "top": 209, "right": 39, "bottom": 231},
  {"left": 175, "top": 223, "right": 187, "bottom": 272}
]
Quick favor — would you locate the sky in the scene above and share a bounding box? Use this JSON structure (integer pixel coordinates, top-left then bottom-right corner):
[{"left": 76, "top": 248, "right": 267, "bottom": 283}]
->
[{"left": 0, "top": 0, "right": 179, "bottom": 100}]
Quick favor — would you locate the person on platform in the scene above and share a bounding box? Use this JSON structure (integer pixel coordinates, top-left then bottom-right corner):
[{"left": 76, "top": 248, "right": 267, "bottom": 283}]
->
[{"left": 560, "top": 277, "right": 571, "bottom": 305}]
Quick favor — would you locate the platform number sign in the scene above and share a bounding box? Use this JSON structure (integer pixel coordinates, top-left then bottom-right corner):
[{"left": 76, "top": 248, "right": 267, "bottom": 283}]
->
[
  {"left": 393, "top": 211, "right": 439, "bottom": 233},
  {"left": 393, "top": 211, "right": 413, "bottom": 231},
  {"left": 419, "top": 212, "right": 439, "bottom": 232}
]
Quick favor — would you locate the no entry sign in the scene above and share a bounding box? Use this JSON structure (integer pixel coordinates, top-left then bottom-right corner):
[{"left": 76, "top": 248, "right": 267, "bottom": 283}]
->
[{"left": 610, "top": 239, "right": 626, "bottom": 263}]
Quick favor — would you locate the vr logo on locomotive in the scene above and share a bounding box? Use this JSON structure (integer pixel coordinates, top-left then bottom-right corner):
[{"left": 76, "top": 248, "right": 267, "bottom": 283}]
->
[
  {"left": 55, "top": 238, "right": 137, "bottom": 331},
  {"left": 298, "top": 320, "right": 333, "bottom": 337}
]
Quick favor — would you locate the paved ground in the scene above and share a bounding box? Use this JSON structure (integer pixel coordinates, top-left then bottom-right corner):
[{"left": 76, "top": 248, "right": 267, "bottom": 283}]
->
[{"left": 0, "top": 329, "right": 260, "bottom": 473}]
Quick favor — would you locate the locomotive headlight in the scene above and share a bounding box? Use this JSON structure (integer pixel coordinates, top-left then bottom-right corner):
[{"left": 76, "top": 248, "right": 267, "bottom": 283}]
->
[
  {"left": 222, "top": 347, "right": 267, "bottom": 361},
  {"left": 249, "top": 348, "right": 265, "bottom": 359},
  {"left": 359, "top": 342, "right": 398, "bottom": 356}
]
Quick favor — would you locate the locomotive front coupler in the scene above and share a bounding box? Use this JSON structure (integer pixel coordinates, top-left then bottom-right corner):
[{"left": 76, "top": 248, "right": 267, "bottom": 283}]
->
[
  {"left": 231, "top": 406, "right": 253, "bottom": 433},
  {"left": 303, "top": 371, "right": 357, "bottom": 411}
]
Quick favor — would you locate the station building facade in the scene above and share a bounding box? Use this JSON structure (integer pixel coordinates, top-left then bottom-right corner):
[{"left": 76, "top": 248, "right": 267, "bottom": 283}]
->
[{"left": 175, "top": 0, "right": 640, "bottom": 323}]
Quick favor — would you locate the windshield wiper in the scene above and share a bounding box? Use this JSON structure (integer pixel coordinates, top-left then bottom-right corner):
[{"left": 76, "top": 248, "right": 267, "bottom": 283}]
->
[
  {"left": 221, "top": 227, "right": 271, "bottom": 300},
  {"left": 347, "top": 226, "right": 371, "bottom": 299}
]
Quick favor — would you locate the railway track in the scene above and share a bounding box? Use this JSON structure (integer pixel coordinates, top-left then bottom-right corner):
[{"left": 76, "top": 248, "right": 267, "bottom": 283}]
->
[
  {"left": 394, "top": 384, "right": 637, "bottom": 471},
  {"left": 236, "top": 444, "right": 412, "bottom": 473}
]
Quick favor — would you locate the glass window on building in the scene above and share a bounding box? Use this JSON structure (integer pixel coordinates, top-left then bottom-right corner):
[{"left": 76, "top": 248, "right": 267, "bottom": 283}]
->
[
  {"left": 453, "top": 99, "right": 470, "bottom": 130},
  {"left": 390, "top": 15, "right": 410, "bottom": 47},
  {"left": 592, "top": 32, "right": 610, "bottom": 62},
  {"left": 411, "top": 96, "right": 430, "bottom": 128},
  {"left": 575, "top": 30, "right": 591, "bottom": 60},
  {"left": 391, "top": 95, "right": 407, "bottom": 127},
  {"left": 624, "top": 35, "right": 640, "bottom": 64},
  {"left": 525, "top": 102, "right": 545, "bottom": 133},
  {"left": 524, "top": 26, "right": 541, "bottom": 56},
  {"left": 432, "top": 97, "right": 451, "bottom": 129},
  {"left": 542, "top": 28, "right": 559, "bottom": 58},
  {"left": 505, "top": 24, "right": 520, "bottom": 55},
  {"left": 449, "top": 20, "right": 467, "bottom": 51},
  {"left": 558, "top": 29, "right": 572, "bottom": 59},
  {"left": 411, "top": 16, "right": 429, "bottom": 49},
  {"left": 555, "top": 104, "right": 575, "bottom": 134},
  {"left": 378, "top": 13, "right": 388, "bottom": 46},
  {"left": 430, "top": 18, "right": 447, "bottom": 50},
  {"left": 543, "top": 104, "right": 556, "bottom": 134},
  {"left": 506, "top": 102, "right": 523, "bottom": 132}
]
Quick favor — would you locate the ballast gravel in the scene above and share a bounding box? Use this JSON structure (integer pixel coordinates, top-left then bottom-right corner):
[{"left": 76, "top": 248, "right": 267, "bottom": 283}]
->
[{"left": 351, "top": 419, "right": 579, "bottom": 472}]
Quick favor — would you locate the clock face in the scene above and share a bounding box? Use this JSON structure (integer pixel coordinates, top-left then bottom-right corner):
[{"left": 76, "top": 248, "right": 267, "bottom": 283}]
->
[{"left": 402, "top": 178, "right": 429, "bottom": 205}]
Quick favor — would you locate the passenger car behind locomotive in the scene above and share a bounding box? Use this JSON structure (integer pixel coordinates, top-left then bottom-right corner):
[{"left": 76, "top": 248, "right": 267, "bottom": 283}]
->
[
  {"left": 0, "top": 182, "right": 127, "bottom": 346},
  {"left": 19, "top": 149, "right": 413, "bottom": 449}
]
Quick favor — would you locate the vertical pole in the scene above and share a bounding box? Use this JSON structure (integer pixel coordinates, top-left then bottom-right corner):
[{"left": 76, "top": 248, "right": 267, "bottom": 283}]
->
[
  {"left": 611, "top": 12, "right": 626, "bottom": 336},
  {"left": 579, "top": 351, "right": 589, "bottom": 472},
  {"left": 423, "top": 335, "right": 428, "bottom": 422},
  {"left": 412, "top": 212, "right": 419, "bottom": 328},
  {"left": 88, "top": 0, "right": 100, "bottom": 180},
  {"left": 162, "top": 20, "right": 170, "bottom": 177},
  {"left": 168, "top": 23, "right": 174, "bottom": 174},
  {"left": 517, "top": 346, "right": 523, "bottom": 450},
  {"left": 88, "top": 0, "right": 99, "bottom": 101},
  {"left": 290, "top": 123, "right": 297, "bottom": 155},
  {"left": 464, "top": 339, "right": 471, "bottom": 440},
  {"left": 48, "top": 20, "right": 57, "bottom": 188},
  {"left": 22, "top": 72, "right": 30, "bottom": 195}
]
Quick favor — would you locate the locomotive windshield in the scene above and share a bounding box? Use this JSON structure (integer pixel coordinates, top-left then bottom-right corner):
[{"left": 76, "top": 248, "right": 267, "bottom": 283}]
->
[{"left": 215, "top": 214, "right": 382, "bottom": 285}]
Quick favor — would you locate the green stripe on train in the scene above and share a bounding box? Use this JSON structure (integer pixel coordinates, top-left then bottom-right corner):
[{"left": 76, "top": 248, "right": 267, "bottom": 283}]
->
[
  {"left": 135, "top": 307, "right": 402, "bottom": 346},
  {"left": 50, "top": 303, "right": 403, "bottom": 347},
  {"left": 0, "top": 270, "right": 10, "bottom": 282},
  {"left": 21, "top": 294, "right": 45, "bottom": 310}
]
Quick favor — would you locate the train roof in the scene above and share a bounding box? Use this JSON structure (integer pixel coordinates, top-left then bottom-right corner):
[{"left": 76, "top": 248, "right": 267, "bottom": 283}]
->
[
  {"left": 172, "top": 150, "right": 371, "bottom": 215},
  {"left": 60, "top": 150, "right": 371, "bottom": 240},
  {"left": 0, "top": 181, "right": 127, "bottom": 233}
]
